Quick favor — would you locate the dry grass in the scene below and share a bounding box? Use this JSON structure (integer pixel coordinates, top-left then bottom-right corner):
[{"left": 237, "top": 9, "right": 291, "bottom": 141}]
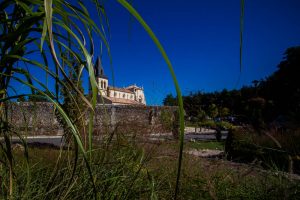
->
[
  {"left": 3, "top": 139, "right": 300, "bottom": 199},
  {"left": 138, "top": 140, "right": 300, "bottom": 199}
]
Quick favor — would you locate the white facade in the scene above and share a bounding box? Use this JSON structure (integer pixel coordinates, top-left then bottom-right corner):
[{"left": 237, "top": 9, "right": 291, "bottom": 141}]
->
[
  {"left": 126, "top": 85, "right": 146, "bottom": 105},
  {"left": 108, "top": 89, "right": 134, "bottom": 100},
  {"left": 97, "top": 77, "right": 108, "bottom": 96},
  {"left": 93, "top": 57, "right": 146, "bottom": 105}
]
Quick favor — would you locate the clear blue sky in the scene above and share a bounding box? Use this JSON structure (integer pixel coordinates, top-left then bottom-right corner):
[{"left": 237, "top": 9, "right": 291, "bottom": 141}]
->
[
  {"left": 93, "top": 0, "right": 300, "bottom": 105},
  {"left": 9, "top": 0, "right": 300, "bottom": 105}
]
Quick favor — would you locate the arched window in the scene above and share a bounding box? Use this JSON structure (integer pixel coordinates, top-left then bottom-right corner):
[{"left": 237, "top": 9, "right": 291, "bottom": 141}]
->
[
  {"left": 101, "top": 81, "right": 103, "bottom": 89},
  {"left": 104, "top": 82, "right": 106, "bottom": 89}
]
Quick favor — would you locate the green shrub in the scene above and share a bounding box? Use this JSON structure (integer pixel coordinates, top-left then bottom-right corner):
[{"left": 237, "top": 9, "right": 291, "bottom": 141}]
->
[
  {"left": 225, "top": 127, "right": 300, "bottom": 173},
  {"left": 198, "top": 120, "right": 217, "bottom": 128},
  {"left": 160, "top": 109, "right": 174, "bottom": 130}
]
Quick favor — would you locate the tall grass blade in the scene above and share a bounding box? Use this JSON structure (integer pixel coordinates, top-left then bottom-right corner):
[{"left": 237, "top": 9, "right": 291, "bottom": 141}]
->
[
  {"left": 45, "top": 1, "right": 94, "bottom": 111},
  {"left": 117, "top": 0, "right": 185, "bottom": 199},
  {"left": 4, "top": 76, "right": 98, "bottom": 198},
  {"left": 41, "top": 19, "right": 47, "bottom": 51},
  {"left": 45, "top": 0, "right": 53, "bottom": 42}
]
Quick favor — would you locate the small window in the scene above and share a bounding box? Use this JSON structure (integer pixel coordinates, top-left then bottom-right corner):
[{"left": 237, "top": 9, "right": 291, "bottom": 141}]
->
[
  {"left": 123, "top": 94, "right": 125, "bottom": 98},
  {"left": 100, "top": 81, "right": 103, "bottom": 89},
  {"left": 114, "top": 92, "right": 117, "bottom": 97},
  {"left": 104, "top": 82, "right": 106, "bottom": 89}
]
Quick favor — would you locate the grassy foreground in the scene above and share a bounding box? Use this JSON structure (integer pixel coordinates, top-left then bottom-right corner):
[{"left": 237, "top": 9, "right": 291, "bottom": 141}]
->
[{"left": 1, "top": 139, "right": 300, "bottom": 199}]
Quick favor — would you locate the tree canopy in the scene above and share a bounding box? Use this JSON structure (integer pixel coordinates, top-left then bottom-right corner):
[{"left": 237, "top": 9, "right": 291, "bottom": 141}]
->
[{"left": 163, "top": 46, "right": 300, "bottom": 127}]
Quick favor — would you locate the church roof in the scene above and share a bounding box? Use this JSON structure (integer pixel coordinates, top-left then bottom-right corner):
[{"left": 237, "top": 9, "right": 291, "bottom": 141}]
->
[
  {"left": 126, "top": 85, "right": 143, "bottom": 90},
  {"left": 94, "top": 57, "right": 108, "bottom": 79},
  {"left": 108, "top": 86, "right": 134, "bottom": 94},
  {"left": 126, "top": 85, "right": 143, "bottom": 93}
]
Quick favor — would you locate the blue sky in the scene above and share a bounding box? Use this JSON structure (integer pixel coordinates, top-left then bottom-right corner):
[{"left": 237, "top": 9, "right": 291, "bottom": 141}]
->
[
  {"left": 8, "top": 0, "right": 300, "bottom": 105},
  {"left": 91, "top": 0, "right": 300, "bottom": 105}
]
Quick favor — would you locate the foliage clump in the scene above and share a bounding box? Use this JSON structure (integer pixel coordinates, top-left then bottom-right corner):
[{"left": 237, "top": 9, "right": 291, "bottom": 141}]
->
[
  {"left": 225, "top": 127, "right": 300, "bottom": 174},
  {"left": 55, "top": 59, "right": 86, "bottom": 143}
]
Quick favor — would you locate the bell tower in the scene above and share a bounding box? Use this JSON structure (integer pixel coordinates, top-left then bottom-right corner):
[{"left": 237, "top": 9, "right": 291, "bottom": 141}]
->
[{"left": 94, "top": 57, "right": 108, "bottom": 96}]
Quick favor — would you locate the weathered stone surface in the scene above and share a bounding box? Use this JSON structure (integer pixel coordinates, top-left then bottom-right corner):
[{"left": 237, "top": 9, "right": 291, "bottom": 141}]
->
[{"left": 7, "top": 102, "right": 178, "bottom": 137}]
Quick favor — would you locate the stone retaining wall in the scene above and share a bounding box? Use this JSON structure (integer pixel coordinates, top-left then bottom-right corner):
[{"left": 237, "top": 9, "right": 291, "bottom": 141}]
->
[{"left": 7, "top": 102, "right": 178, "bottom": 137}]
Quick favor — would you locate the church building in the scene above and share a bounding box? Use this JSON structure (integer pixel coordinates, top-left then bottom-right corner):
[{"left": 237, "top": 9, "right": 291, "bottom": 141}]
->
[{"left": 93, "top": 57, "right": 146, "bottom": 105}]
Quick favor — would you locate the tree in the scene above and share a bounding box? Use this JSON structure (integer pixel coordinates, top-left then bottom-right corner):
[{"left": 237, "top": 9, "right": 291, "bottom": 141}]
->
[
  {"left": 163, "top": 94, "right": 177, "bottom": 106},
  {"left": 266, "top": 46, "right": 300, "bottom": 120},
  {"left": 197, "top": 108, "right": 206, "bottom": 122},
  {"left": 56, "top": 56, "right": 86, "bottom": 145},
  {"left": 28, "top": 90, "right": 53, "bottom": 102},
  {"left": 247, "top": 97, "right": 266, "bottom": 129},
  {"left": 208, "top": 104, "right": 218, "bottom": 119},
  {"left": 219, "top": 107, "right": 230, "bottom": 117}
]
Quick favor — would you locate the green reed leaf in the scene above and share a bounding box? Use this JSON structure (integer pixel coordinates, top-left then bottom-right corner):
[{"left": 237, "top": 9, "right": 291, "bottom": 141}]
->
[{"left": 117, "top": 1, "right": 185, "bottom": 198}]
